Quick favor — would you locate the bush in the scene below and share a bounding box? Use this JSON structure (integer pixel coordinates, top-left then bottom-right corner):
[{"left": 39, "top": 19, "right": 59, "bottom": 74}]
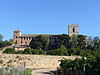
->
[
  {"left": 6, "top": 41, "right": 13, "bottom": 45},
  {"left": 23, "top": 48, "right": 45, "bottom": 55},
  {"left": 47, "top": 45, "right": 69, "bottom": 56},
  {"left": 24, "top": 69, "right": 32, "bottom": 75},
  {"left": 3, "top": 48, "right": 15, "bottom": 54},
  {"left": 0, "top": 42, "right": 7, "bottom": 48},
  {"left": 23, "top": 48, "right": 33, "bottom": 54},
  {"left": 16, "top": 50, "right": 24, "bottom": 54},
  {"left": 59, "top": 51, "right": 100, "bottom": 75},
  {"left": 36, "top": 50, "right": 45, "bottom": 55}
]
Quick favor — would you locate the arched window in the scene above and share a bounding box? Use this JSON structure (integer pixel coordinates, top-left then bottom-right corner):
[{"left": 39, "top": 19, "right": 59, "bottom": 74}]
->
[
  {"left": 73, "top": 27, "right": 75, "bottom": 32},
  {"left": 16, "top": 40, "right": 17, "bottom": 44}
]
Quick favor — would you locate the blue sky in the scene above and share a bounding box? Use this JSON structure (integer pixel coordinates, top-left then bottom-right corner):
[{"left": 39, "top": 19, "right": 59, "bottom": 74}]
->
[{"left": 0, "top": 0, "right": 100, "bottom": 40}]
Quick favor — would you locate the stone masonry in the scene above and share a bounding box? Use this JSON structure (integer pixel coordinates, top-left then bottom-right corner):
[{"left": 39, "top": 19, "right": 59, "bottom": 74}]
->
[{"left": 0, "top": 54, "right": 80, "bottom": 69}]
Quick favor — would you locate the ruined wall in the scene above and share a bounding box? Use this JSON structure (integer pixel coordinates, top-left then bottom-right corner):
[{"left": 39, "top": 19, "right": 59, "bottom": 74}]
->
[{"left": 0, "top": 54, "right": 80, "bottom": 69}]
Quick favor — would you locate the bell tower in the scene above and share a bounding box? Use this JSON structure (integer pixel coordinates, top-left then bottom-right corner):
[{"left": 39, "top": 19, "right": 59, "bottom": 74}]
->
[
  {"left": 68, "top": 24, "right": 79, "bottom": 36},
  {"left": 13, "top": 29, "right": 21, "bottom": 38},
  {"left": 13, "top": 29, "right": 22, "bottom": 45}
]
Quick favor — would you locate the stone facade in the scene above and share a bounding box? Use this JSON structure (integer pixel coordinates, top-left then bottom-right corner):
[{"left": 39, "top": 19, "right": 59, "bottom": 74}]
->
[
  {"left": 68, "top": 24, "right": 79, "bottom": 36},
  {"left": 13, "top": 24, "right": 79, "bottom": 50},
  {"left": 0, "top": 54, "right": 80, "bottom": 69},
  {"left": 14, "top": 30, "right": 58, "bottom": 46},
  {"left": 13, "top": 30, "right": 59, "bottom": 50},
  {"left": 13, "top": 29, "right": 36, "bottom": 46}
]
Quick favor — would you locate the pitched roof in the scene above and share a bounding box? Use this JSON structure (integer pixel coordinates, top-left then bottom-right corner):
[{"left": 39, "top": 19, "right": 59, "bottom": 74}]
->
[{"left": 19, "top": 34, "right": 62, "bottom": 37}]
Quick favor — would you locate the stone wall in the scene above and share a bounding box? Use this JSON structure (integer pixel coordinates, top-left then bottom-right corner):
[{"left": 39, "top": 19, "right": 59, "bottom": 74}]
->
[{"left": 0, "top": 54, "right": 80, "bottom": 69}]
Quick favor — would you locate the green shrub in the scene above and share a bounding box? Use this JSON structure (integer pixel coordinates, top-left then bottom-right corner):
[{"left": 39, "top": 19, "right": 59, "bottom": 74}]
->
[
  {"left": 24, "top": 69, "right": 32, "bottom": 75},
  {"left": 23, "top": 48, "right": 45, "bottom": 55},
  {"left": 23, "top": 48, "right": 33, "bottom": 54},
  {"left": 3, "top": 48, "right": 15, "bottom": 54},
  {"left": 36, "top": 50, "right": 45, "bottom": 55},
  {"left": 47, "top": 45, "right": 69, "bottom": 56},
  {"left": 16, "top": 50, "right": 24, "bottom": 54}
]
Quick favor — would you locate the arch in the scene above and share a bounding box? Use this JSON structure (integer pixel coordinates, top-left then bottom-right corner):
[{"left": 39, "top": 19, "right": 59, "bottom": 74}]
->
[{"left": 73, "top": 27, "right": 75, "bottom": 32}]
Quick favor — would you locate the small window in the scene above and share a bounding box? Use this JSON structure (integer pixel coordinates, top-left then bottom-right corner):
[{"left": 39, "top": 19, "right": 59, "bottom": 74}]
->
[
  {"left": 21, "top": 37, "right": 23, "bottom": 39},
  {"left": 21, "top": 41, "right": 23, "bottom": 43},
  {"left": 73, "top": 27, "right": 75, "bottom": 32},
  {"left": 16, "top": 40, "right": 17, "bottom": 44},
  {"left": 16, "top": 36, "right": 17, "bottom": 39},
  {"left": 25, "top": 42, "right": 27, "bottom": 44}
]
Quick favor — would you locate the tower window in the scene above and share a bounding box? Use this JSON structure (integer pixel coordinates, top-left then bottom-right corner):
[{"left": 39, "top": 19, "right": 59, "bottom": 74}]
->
[
  {"left": 16, "top": 40, "right": 17, "bottom": 44},
  {"left": 73, "top": 27, "right": 75, "bottom": 32},
  {"left": 21, "top": 41, "right": 23, "bottom": 43},
  {"left": 16, "top": 36, "right": 17, "bottom": 39}
]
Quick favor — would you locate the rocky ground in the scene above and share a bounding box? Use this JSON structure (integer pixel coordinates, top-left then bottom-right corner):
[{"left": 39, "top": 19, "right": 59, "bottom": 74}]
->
[
  {"left": 0, "top": 54, "right": 80, "bottom": 75},
  {"left": 0, "top": 54, "right": 80, "bottom": 69}
]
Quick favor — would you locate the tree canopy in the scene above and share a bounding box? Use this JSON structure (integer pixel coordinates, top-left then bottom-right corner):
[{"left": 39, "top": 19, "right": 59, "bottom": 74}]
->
[{"left": 30, "top": 35, "right": 50, "bottom": 50}]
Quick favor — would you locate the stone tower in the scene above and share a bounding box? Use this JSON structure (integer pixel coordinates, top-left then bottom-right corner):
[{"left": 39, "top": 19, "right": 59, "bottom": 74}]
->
[
  {"left": 13, "top": 29, "right": 22, "bottom": 45},
  {"left": 68, "top": 24, "right": 79, "bottom": 36}
]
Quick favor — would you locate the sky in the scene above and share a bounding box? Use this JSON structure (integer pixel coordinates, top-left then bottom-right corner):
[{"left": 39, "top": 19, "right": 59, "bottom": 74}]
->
[{"left": 0, "top": 0, "right": 100, "bottom": 40}]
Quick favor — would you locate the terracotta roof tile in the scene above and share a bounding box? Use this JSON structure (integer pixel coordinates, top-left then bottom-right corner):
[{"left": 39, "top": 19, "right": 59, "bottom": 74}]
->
[{"left": 19, "top": 34, "right": 62, "bottom": 37}]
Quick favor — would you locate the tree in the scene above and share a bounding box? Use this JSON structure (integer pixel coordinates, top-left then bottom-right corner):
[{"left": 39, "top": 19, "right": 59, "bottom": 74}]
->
[
  {"left": 86, "top": 36, "right": 100, "bottom": 51},
  {"left": 0, "top": 41, "right": 7, "bottom": 48},
  {"left": 60, "top": 55, "right": 96, "bottom": 71},
  {"left": 30, "top": 35, "right": 50, "bottom": 50},
  {"left": 77, "top": 35, "right": 87, "bottom": 49},
  {"left": 68, "top": 48, "right": 80, "bottom": 56},
  {"left": 0, "top": 34, "right": 5, "bottom": 48},
  {"left": 63, "top": 35, "right": 71, "bottom": 48},
  {"left": 70, "top": 35, "right": 78, "bottom": 48},
  {"left": 7, "top": 39, "right": 13, "bottom": 45},
  {"left": 86, "top": 36, "right": 94, "bottom": 50},
  {"left": 92, "top": 37, "right": 100, "bottom": 50},
  {"left": 48, "top": 34, "right": 71, "bottom": 50},
  {"left": 0, "top": 34, "right": 3, "bottom": 42},
  {"left": 47, "top": 45, "right": 69, "bottom": 56}
]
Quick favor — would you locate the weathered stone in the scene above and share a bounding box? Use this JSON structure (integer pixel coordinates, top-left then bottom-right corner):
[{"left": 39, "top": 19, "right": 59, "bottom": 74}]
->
[{"left": 0, "top": 54, "right": 80, "bottom": 69}]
